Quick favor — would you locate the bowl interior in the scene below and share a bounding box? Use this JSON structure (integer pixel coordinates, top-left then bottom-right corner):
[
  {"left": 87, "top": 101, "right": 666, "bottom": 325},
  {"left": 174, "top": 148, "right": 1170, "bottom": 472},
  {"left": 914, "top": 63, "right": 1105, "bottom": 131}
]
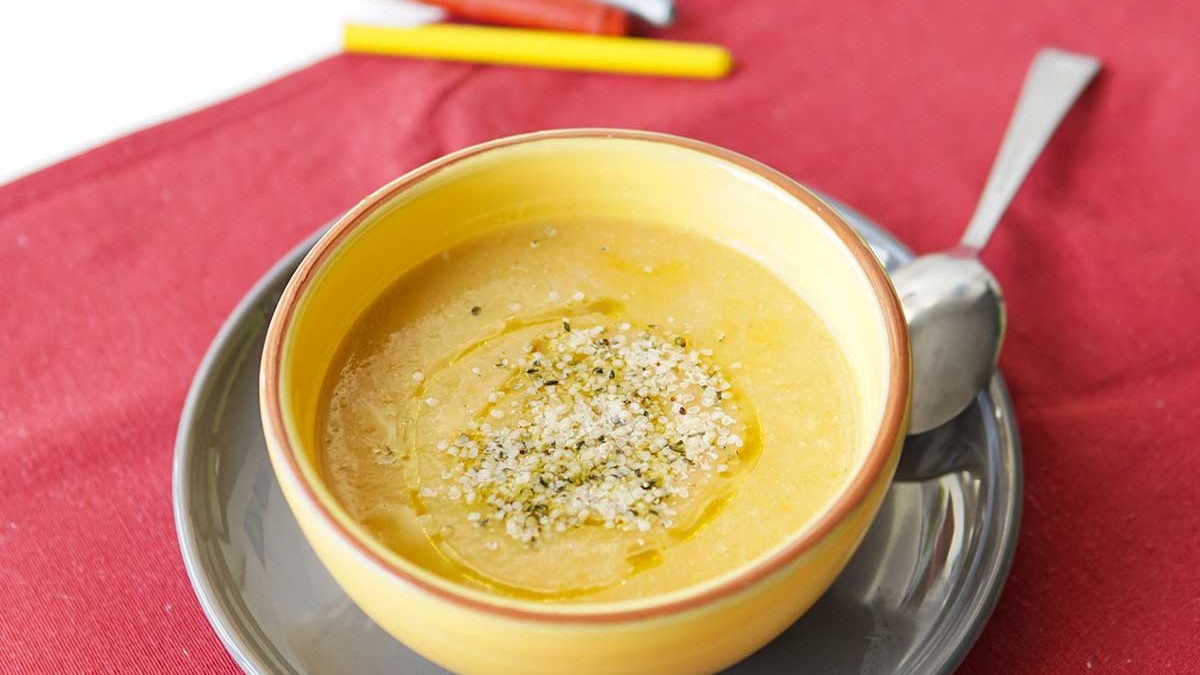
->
[{"left": 273, "top": 131, "right": 898, "bottom": 609}]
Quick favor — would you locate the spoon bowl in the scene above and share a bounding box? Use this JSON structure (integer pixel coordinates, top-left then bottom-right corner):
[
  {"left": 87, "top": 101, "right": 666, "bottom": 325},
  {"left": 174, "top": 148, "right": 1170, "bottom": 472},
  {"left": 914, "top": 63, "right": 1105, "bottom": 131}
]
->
[{"left": 894, "top": 252, "right": 1005, "bottom": 434}]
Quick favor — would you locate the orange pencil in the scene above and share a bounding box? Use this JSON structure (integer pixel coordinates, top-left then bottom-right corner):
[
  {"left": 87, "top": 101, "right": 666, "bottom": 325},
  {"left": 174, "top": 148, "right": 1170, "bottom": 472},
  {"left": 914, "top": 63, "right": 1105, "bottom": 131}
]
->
[{"left": 422, "top": 0, "right": 628, "bottom": 35}]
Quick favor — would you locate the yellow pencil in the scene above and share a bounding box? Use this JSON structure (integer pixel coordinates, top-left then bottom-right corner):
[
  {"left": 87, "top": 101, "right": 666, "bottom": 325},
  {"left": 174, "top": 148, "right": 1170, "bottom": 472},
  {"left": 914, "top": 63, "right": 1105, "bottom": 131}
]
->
[{"left": 343, "top": 23, "right": 732, "bottom": 80}]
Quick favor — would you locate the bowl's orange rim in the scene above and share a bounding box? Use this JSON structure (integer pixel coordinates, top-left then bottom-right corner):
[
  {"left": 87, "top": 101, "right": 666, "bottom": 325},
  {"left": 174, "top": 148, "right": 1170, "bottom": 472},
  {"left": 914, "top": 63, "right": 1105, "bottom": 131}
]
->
[{"left": 260, "top": 128, "right": 910, "bottom": 624}]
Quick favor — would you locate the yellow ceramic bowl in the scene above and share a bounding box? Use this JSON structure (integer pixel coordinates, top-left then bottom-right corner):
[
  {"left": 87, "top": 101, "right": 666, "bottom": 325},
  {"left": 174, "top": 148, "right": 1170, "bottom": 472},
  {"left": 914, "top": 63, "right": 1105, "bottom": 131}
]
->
[{"left": 261, "top": 129, "right": 910, "bottom": 675}]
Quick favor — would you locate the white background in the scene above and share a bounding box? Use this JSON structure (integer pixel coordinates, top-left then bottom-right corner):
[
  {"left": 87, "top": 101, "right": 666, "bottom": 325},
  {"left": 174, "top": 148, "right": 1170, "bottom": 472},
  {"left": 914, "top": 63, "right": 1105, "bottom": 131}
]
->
[{"left": 0, "top": 0, "right": 441, "bottom": 183}]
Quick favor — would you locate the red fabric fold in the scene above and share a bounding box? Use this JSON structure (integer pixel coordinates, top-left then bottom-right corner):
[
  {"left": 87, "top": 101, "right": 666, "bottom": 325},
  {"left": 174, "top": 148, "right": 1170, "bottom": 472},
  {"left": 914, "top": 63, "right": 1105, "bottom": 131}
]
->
[{"left": 2, "top": 0, "right": 1197, "bottom": 672}]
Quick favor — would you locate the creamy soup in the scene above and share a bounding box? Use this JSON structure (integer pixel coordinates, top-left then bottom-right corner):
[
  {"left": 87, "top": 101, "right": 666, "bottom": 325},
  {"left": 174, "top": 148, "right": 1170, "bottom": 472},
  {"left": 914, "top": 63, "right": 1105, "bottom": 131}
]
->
[{"left": 320, "top": 220, "right": 858, "bottom": 602}]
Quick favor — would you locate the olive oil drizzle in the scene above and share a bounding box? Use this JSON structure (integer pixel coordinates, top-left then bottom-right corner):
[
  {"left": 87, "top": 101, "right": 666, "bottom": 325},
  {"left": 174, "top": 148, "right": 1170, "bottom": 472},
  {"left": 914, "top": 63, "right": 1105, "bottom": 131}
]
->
[{"left": 394, "top": 300, "right": 764, "bottom": 598}]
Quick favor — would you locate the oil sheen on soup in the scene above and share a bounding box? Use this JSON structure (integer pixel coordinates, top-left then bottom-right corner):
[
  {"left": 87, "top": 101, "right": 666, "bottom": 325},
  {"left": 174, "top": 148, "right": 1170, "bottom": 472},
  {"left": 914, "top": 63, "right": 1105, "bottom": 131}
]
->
[{"left": 320, "top": 221, "right": 858, "bottom": 602}]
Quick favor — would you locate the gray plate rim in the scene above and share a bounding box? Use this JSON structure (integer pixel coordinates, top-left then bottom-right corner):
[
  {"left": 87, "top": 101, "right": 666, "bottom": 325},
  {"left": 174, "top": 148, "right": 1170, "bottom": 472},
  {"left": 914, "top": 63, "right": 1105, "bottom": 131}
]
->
[
  {"left": 173, "top": 197, "right": 1021, "bottom": 675},
  {"left": 174, "top": 229, "right": 325, "bottom": 675}
]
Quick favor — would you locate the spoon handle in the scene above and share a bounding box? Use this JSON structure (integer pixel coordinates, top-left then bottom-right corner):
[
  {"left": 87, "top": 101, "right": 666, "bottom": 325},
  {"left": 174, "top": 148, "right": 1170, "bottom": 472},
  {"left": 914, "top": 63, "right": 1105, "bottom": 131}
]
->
[{"left": 960, "top": 48, "right": 1100, "bottom": 251}]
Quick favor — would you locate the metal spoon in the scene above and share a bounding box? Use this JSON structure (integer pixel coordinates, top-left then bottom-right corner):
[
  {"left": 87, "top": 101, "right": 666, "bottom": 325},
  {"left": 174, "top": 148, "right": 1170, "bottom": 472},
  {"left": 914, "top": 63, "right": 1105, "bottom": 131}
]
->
[{"left": 894, "top": 48, "right": 1100, "bottom": 434}]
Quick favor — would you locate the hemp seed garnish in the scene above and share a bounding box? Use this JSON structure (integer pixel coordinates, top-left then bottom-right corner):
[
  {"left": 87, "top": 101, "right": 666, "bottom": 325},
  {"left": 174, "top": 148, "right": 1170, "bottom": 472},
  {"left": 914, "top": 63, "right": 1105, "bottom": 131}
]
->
[{"left": 431, "top": 322, "right": 743, "bottom": 545}]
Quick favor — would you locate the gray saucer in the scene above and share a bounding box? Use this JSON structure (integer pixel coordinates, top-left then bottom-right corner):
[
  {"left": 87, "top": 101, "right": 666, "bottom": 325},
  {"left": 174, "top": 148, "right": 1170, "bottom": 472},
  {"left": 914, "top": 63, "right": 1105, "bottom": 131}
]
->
[{"left": 173, "top": 197, "right": 1021, "bottom": 675}]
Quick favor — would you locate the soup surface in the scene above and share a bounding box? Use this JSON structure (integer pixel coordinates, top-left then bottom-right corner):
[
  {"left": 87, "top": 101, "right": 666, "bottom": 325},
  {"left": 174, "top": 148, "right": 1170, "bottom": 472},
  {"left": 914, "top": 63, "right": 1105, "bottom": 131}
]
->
[{"left": 320, "top": 220, "right": 859, "bottom": 602}]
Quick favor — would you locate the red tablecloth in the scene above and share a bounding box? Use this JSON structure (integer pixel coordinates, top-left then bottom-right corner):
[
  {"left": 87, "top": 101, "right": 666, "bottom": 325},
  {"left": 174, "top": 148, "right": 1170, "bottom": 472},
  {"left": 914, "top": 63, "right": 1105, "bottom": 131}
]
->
[{"left": 2, "top": 0, "right": 1198, "bottom": 672}]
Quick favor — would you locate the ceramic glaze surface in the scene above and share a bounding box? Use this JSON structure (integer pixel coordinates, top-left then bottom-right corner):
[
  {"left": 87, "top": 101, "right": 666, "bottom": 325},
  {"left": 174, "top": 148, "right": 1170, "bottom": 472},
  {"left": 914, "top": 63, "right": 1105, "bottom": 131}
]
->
[{"left": 257, "top": 132, "right": 913, "bottom": 675}]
